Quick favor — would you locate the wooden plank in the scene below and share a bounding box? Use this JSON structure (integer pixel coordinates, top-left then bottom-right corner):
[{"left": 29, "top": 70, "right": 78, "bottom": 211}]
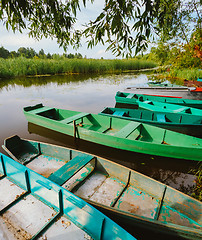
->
[
  {"left": 113, "top": 111, "right": 126, "bottom": 117},
  {"left": 30, "top": 107, "right": 54, "bottom": 115},
  {"left": 173, "top": 107, "right": 190, "bottom": 113},
  {"left": 156, "top": 114, "right": 166, "bottom": 122},
  {"left": 60, "top": 112, "right": 90, "bottom": 124},
  {"left": 48, "top": 155, "right": 94, "bottom": 185},
  {"left": 126, "top": 93, "right": 135, "bottom": 99},
  {"left": 114, "top": 122, "right": 141, "bottom": 138}
]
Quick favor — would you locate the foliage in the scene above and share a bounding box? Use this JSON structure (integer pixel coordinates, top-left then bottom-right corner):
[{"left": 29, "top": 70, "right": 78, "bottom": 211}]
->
[
  {"left": 0, "top": 0, "right": 197, "bottom": 57},
  {"left": 0, "top": 57, "right": 157, "bottom": 78},
  {"left": 0, "top": 46, "right": 10, "bottom": 58},
  {"left": 190, "top": 163, "right": 202, "bottom": 201},
  {"left": 0, "top": 46, "right": 83, "bottom": 60}
]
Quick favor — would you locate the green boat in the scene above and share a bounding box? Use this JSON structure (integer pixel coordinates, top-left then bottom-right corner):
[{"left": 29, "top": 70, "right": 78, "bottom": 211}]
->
[
  {"left": 99, "top": 107, "right": 202, "bottom": 137},
  {"left": 23, "top": 104, "right": 202, "bottom": 162},
  {"left": 115, "top": 92, "right": 202, "bottom": 109},
  {"left": 3, "top": 135, "right": 202, "bottom": 240},
  {"left": 0, "top": 152, "right": 135, "bottom": 240}
]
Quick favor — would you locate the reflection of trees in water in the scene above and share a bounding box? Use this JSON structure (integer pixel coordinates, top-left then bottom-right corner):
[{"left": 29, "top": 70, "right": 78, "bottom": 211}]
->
[
  {"left": 150, "top": 169, "right": 196, "bottom": 196},
  {"left": 0, "top": 71, "right": 150, "bottom": 91},
  {"left": 0, "top": 74, "right": 94, "bottom": 90}
]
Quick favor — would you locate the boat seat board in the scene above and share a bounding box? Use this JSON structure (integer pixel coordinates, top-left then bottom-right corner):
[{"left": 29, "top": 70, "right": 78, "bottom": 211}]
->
[
  {"left": 173, "top": 107, "right": 191, "bottom": 113},
  {"left": 48, "top": 155, "right": 94, "bottom": 185},
  {"left": 156, "top": 114, "right": 166, "bottom": 122},
  {"left": 60, "top": 112, "right": 90, "bottom": 124},
  {"left": 143, "top": 100, "right": 153, "bottom": 104},
  {"left": 126, "top": 93, "right": 135, "bottom": 99},
  {"left": 113, "top": 110, "right": 126, "bottom": 117},
  {"left": 32, "top": 107, "right": 55, "bottom": 115},
  {"left": 114, "top": 122, "right": 141, "bottom": 138}
]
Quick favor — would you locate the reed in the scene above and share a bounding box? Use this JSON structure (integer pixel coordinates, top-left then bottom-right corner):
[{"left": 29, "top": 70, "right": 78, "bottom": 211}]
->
[
  {"left": 0, "top": 57, "right": 157, "bottom": 78},
  {"left": 168, "top": 68, "right": 201, "bottom": 81}
]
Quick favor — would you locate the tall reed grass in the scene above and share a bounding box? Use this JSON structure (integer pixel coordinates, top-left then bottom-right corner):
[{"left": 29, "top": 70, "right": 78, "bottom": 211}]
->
[
  {"left": 0, "top": 57, "right": 157, "bottom": 78},
  {"left": 168, "top": 68, "right": 201, "bottom": 81}
]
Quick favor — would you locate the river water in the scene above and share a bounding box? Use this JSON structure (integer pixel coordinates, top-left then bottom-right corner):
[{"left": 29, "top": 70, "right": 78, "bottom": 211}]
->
[{"left": 0, "top": 72, "right": 198, "bottom": 196}]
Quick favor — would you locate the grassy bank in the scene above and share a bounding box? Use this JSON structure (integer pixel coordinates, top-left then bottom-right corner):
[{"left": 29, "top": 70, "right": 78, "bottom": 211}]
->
[
  {"left": 0, "top": 57, "right": 157, "bottom": 78},
  {"left": 168, "top": 68, "right": 201, "bottom": 81}
]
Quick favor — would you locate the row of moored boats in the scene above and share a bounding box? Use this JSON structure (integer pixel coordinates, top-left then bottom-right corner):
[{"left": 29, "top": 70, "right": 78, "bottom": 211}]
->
[{"left": 0, "top": 89, "right": 202, "bottom": 239}]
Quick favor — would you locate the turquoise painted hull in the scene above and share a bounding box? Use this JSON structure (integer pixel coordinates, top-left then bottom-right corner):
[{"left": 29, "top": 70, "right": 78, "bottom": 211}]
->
[
  {"left": 3, "top": 136, "right": 202, "bottom": 240},
  {"left": 0, "top": 152, "right": 135, "bottom": 240},
  {"left": 99, "top": 107, "right": 202, "bottom": 137},
  {"left": 115, "top": 92, "right": 202, "bottom": 109},
  {"left": 23, "top": 104, "right": 202, "bottom": 161}
]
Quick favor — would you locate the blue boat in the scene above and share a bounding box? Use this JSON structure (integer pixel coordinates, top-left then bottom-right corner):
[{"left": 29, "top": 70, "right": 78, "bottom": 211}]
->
[{"left": 0, "top": 152, "right": 136, "bottom": 240}]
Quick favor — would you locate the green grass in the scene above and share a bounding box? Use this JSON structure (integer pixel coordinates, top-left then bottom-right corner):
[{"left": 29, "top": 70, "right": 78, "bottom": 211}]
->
[
  {"left": 0, "top": 57, "right": 157, "bottom": 78},
  {"left": 168, "top": 68, "right": 201, "bottom": 81}
]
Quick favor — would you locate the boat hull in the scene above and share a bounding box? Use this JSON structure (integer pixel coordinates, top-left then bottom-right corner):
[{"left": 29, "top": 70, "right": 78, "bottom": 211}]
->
[
  {"left": 23, "top": 104, "right": 202, "bottom": 162},
  {"left": 99, "top": 107, "right": 202, "bottom": 138},
  {"left": 3, "top": 136, "right": 202, "bottom": 240},
  {"left": 115, "top": 92, "right": 202, "bottom": 109}
]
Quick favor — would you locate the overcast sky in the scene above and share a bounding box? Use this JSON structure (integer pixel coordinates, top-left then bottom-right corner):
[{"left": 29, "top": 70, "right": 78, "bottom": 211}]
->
[{"left": 0, "top": 1, "right": 118, "bottom": 59}]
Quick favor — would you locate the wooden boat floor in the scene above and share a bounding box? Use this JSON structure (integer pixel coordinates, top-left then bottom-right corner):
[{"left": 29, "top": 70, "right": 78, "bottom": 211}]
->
[
  {"left": 73, "top": 172, "right": 125, "bottom": 206},
  {"left": 114, "top": 186, "right": 159, "bottom": 219},
  {"left": 63, "top": 170, "right": 159, "bottom": 220},
  {"left": 26, "top": 155, "right": 67, "bottom": 178},
  {"left": 12, "top": 150, "right": 202, "bottom": 230},
  {"left": 0, "top": 178, "right": 91, "bottom": 240},
  {"left": 159, "top": 205, "right": 201, "bottom": 229}
]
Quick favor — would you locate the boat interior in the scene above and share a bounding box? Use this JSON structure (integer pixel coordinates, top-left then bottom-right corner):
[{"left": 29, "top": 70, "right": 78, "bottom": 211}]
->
[
  {"left": 101, "top": 108, "right": 202, "bottom": 125},
  {"left": 3, "top": 136, "right": 202, "bottom": 230},
  {"left": 0, "top": 153, "right": 99, "bottom": 240},
  {"left": 24, "top": 106, "right": 202, "bottom": 147}
]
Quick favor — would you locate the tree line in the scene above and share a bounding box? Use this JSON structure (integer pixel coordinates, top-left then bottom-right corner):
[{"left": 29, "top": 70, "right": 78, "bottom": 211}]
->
[{"left": 0, "top": 46, "right": 83, "bottom": 59}]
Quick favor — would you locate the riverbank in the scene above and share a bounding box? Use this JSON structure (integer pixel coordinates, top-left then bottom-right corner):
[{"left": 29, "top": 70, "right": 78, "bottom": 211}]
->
[
  {"left": 0, "top": 57, "right": 157, "bottom": 78},
  {"left": 154, "top": 67, "right": 201, "bottom": 83}
]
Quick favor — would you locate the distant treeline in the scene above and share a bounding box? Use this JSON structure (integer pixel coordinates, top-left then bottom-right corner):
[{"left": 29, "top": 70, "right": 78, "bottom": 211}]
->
[{"left": 0, "top": 46, "right": 83, "bottom": 59}]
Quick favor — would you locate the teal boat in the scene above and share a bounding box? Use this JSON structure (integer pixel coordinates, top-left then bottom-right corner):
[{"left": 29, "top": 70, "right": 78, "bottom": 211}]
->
[
  {"left": 23, "top": 104, "right": 202, "bottom": 162},
  {"left": 3, "top": 135, "right": 202, "bottom": 240},
  {"left": 0, "top": 152, "right": 135, "bottom": 240},
  {"left": 99, "top": 107, "right": 202, "bottom": 137},
  {"left": 115, "top": 92, "right": 202, "bottom": 109}
]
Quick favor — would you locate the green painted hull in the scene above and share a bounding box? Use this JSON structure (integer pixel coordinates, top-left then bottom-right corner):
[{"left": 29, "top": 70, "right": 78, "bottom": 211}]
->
[
  {"left": 23, "top": 104, "right": 202, "bottom": 161},
  {"left": 99, "top": 107, "right": 202, "bottom": 137},
  {"left": 3, "top": 136, "right": 202, "bottom": 240},
  {"left": 115, "top": 92, "right": 202, "bottom": 110}
]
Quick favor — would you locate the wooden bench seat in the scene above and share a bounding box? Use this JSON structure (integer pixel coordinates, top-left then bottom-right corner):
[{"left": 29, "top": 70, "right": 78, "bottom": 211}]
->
[
  {"left": 114, "top": 122, "right": 141, "bottom": 138},
  {"left": 60, "top": 112, "right": 90, "bottom": 124},
  {"left": 48, "top": 155, "right": 94, "bottom": 185}
]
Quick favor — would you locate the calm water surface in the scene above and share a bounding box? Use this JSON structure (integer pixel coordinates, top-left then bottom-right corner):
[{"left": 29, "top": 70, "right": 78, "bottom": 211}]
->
[{"left": 0, "top": 73, "right": 198, "bottom": 196}]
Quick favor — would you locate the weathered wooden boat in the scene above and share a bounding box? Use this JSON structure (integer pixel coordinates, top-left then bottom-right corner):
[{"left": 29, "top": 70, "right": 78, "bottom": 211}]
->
[
  {"left": 126, "top": 86, "right": 192, "bottom": 92},
  {"left": 115, "top": 92, "right": 202, "bottom": 109},
  {"left": 23, "top": 104, "right": 202, "bottom": 161},
  {"left": 3, "top": 136, "right": 202, "bottom": 240},
  {"left": 0, "top": 152, "right": 135, "bottom": 240},
  {"left": 99, "top": 107, "right": 202, "bottom": 137}
]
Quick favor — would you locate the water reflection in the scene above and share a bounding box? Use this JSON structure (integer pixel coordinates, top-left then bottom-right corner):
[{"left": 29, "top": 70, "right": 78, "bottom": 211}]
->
[{"left": 0, "top": 72, "right": 198, "bottom": 198}]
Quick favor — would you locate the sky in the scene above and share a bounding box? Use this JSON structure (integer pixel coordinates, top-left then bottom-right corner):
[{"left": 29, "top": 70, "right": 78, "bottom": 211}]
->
[{"left": 0, "top": 1, "right": 117, "bottom": 59}]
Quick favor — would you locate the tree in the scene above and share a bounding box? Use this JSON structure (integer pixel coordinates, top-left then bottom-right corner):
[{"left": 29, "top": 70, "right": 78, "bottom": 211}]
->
[
  {"left": 0, "top": 46, "right": 10, "bottom": 58},
  {"left": 0, "top": 0, "right": 200, "bottom": 56}
]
